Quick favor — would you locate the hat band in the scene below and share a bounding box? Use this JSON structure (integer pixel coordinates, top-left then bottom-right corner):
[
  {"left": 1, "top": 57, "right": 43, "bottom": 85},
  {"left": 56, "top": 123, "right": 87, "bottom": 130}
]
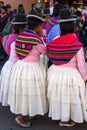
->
[
  {"left": 59, "top": 18, "right": 76, "bottom": 23},
  {"left": 12, "top": 22, "right": 27, "bottom": 24}
]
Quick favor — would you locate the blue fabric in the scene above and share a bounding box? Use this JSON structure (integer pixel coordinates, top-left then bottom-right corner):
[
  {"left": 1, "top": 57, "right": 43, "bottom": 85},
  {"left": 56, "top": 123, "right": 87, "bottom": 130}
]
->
[{"left": 46, "top": 24, "right": 61, "bottom": 43}]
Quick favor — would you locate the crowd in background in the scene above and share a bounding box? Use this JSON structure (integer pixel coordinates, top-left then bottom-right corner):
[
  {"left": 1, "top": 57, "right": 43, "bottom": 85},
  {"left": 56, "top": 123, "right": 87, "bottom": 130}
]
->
[{"left": 0, "top": 0, "right": 87, "bottom": 48}]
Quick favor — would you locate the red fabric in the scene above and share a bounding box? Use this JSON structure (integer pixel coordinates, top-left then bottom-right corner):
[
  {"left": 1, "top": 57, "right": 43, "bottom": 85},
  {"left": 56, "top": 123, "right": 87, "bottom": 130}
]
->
[
  {"left": 48, "top": 34, "right": 79, "bottom": 45},
  {"left": 46, "top": 34, "right": 83, "bottom": 65}
]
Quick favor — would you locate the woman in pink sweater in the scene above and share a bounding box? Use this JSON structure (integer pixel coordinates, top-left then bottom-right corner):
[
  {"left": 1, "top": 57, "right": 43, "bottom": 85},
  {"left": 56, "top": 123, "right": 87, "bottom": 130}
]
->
[
  {"left": 8, "top": 15, "right": 48, "bottom": 128},
  {"left": 47, "top": 8, "right": 87, "bottom": 127}
]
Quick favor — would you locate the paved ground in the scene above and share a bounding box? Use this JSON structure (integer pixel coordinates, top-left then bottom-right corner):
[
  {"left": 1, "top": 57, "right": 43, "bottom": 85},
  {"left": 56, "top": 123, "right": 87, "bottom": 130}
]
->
[
  {"left": 0, "top": 57, "right": 87, "bottom": 130},
  {"left": 0, "top": 103, "right": 87, "bottom": 130},
  {"left": 0, "top": 104, "right": 55, "bottom": 130}
]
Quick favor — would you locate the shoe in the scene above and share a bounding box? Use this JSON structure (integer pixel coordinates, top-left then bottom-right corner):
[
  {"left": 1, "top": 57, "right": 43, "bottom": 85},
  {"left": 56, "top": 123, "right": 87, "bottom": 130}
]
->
[
  {"left": 59, "top": 121, "right": 75, "bottom": 127},
  {"left": 15, "top": 117, "right": 30, "bottom": 127}
]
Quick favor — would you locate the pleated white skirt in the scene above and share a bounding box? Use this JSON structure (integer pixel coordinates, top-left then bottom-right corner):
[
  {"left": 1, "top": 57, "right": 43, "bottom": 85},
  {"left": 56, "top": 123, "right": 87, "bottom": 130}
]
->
[
  {"left": 47, "top": 65, "right": 87, "bottom": 123},
  {"left": 0, "top": 60, "right": 14, "bottom": 106},
  {"left": 8, "top": 60, "right": 48, "bottom": 116}
]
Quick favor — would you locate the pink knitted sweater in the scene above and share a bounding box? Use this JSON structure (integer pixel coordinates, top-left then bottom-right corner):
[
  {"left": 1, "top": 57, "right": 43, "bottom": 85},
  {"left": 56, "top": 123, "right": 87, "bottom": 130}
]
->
[
  {"left": 23, "top": 44, "right": 47, "bottom": 62},
  {"left": 61, "top": 47, "right": 87, "bottom": 81}
]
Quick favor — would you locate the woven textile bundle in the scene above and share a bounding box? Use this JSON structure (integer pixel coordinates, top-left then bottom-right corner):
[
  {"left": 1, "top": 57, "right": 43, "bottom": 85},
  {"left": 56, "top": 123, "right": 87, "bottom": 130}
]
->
[
  {"left": 46, "top": 34, "right": 83, "bottom": 65},
  {"left": 46, "top": 16, "right": 59, "bottom": 34},
  {"left": 15, "top": 30, "right": 43, "bottom": 59}
]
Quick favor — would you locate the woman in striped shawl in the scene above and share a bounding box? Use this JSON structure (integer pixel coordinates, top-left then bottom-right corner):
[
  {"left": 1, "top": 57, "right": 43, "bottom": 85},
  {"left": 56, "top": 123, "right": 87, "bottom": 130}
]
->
[
  {"left": 47, "top": 8, "right": 87, "bottom": 126},
  {"left": 8, "top": 15, "right": 48, "bottom": 128}
]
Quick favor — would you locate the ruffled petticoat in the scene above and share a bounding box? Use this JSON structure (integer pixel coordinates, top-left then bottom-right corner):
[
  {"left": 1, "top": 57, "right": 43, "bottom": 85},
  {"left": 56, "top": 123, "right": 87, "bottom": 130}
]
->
[
  {"left": 8, "top": 60, "right": 48, "bottom": 116},
  {"left": 0, "top": 60, "right": 14, "bottom": 106},
  {"left": 47, "top": 65, "right": 87, "bottom": 123}
]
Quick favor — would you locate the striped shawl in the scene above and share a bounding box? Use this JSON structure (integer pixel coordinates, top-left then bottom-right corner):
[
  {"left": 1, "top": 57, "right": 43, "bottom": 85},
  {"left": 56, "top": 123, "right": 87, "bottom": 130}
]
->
[
  {"left": 15, "top": 30, "right": 43, "bottom": 59},
  {"left": 46, "top": 34, "right": 83, "bottom": 65}
]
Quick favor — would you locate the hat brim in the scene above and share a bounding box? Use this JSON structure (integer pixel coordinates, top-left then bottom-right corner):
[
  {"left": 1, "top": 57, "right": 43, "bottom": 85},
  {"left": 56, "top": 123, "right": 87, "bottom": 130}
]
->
[
  {"left": 43, "top": 14, "right": 51, "bottom": 17},
  {"left": 59, "top": 18, "right": 77, "bottom": 23},
  {"left": 12, "top": 22, "right": 28, "bottom": 24},
  {"left": 27, "top": 14, "right": 44, "bottom": 22}
]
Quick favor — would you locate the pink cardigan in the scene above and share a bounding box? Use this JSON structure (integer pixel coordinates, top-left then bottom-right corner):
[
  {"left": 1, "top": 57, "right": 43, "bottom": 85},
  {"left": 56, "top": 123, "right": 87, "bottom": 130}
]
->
[
  {"left": 9, "top": 42, "right": 18, "bottom": 64},
  {"left": 61, "top": 47, "right": 87, "bottom": 81},
  {"left": 23, "top": 44, "right": 47, "bottom": 62}
]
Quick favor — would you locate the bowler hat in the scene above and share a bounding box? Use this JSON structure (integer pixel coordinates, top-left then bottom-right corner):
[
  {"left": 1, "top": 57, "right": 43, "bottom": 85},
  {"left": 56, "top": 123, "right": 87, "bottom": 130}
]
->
[
  {"left": 12, "top": 14, "right": 28, "bottom": 24},
  {"left": 27, "top": 14, "right": 44, "bottom": 22},
  {"left": 59, "top": 8, "right": 76, "bottom": 23}
]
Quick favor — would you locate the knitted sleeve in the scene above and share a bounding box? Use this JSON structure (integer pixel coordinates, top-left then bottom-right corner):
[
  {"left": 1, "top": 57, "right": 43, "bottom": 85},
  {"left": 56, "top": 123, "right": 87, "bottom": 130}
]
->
[
  {"left": 76, "top": 47, "right": 87, "bottom": 81},
  {"left": 35, "top": 44, "right": 47, "bottom": 55},
  {"left": 9, "top": 42, "right": 18, "bottom": 64}
]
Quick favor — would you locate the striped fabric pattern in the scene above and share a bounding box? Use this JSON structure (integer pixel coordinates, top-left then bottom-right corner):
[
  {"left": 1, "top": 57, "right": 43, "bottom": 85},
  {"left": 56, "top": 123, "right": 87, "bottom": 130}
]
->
[
  {"left": 15, "top": 30, "right": 43, "bottom": 59},
  {"left": 47, "top": 34, "right": 83, "bottom": 65},
  {"left": 2, "top": 34, "right": 18, "bottom": 55},
  {"left": 46, "top": 16, "right": 59, "bottom": 34}
]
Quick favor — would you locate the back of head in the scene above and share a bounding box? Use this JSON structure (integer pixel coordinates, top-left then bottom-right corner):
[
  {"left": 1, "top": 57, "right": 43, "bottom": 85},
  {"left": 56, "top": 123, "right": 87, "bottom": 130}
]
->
[
  {"left": 31, "top": 3, "right": 36, "bottom": 8},
  {"left": 45, "top": 2, "right": 50, "bottom": 8},
  {"left": 63, "top": 1, "right": 69, "bottom": 8},
  {"left": 59, "top": 8, "right": 76, "bottom": 35},
  {"left": 12, "top": 14, "right": 27, "bottom": 33},
  {"left": 52, "top": 3, "right": 65, "bottom": 16},
  {"left": 1, "top": 6, "right": 7, "bottom": 12},
  {"left": 6, "top": 4, "right": 11, "bottom": 9},
  {"left": 27, "top": 14, "right": 44, "bottom": 30},
  {"left": 0, "top": 1, "right": 4, "bottom": 7}
]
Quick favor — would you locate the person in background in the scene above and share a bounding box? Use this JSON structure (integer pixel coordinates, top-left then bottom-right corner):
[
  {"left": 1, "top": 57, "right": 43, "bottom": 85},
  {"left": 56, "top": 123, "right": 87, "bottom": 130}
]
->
[
  {"left": 63, "top": 1, "right": 70, "bottom": 8},
  {"left": 2, "top": 4, "right": 14, "bottom": 36},
  {"left": 0, "top": 14, "right": 27, "bottom": 107},
  {"left": 0, "top": 1, "right": 4, "bottom": 13},
  {"left": 46, "top": 3, "right": 64, "bottom": 42},
  {"left": 29, "top": 3, "right": 38, "bottom": 16},
  {"left": 73, "top": 0, "right": 77, "bottom": 5},
  {"left": 41, "top": 13, "right": 51, "bottom": 43},
  {"left": 47, "top": 8, "right": 87, "bottom": 126},
  {"left": 49, "top": 1, "right": 54, "bottom": 16},
  {"left": 46, "top": 3, "right": 64, "bottom": 67},
  {"left": 41, "top": 13, "right": 51, "bottom": 70},
  {"left": 0, "top": 6, "right": 8, "bottom": 33},
  {"left": 13, "top": 9, "right": 17, "bottom": 16},
  {"left": 18, "top": 4, "right": 25, "bottom": 14},
  {"left": 6, "top": 4, "right": 13, "bottom": 19},
  {"left": 8, "top": 15, "right": 48, "bottom": 128},
  {"left": 53, "top": 0, "right": 59, "bottom": 5},
  {"left": 0, "top": 6, "right": 8, "bottom": 60},
  {"left": 43, "top": 2, "right": 50, "bottom": 15}
]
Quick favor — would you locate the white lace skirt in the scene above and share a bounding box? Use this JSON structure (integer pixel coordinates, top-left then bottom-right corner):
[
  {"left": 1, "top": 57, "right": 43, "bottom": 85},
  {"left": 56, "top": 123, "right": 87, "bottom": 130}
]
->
[
  {"left": 8, "top": 60, "right": 48, "bottom": 116},
  {"left": 0, "top": 60, "right": 14, "bottom": 106},
  {"left": 47, "top": 65, "right": 87, "bottom": 123}
]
